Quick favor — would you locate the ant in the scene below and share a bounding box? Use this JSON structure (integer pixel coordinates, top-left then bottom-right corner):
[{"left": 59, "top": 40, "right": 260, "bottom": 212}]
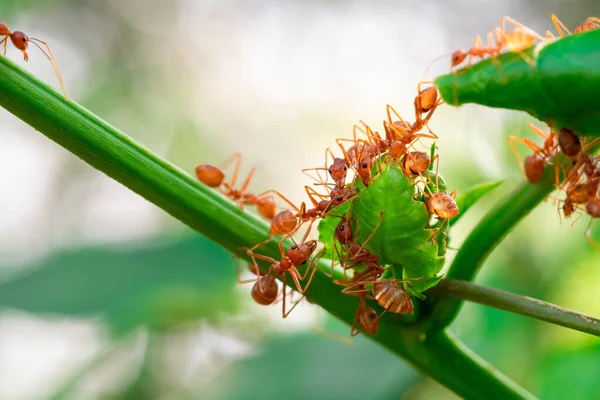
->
[
  {"left": 450, "top": 16, "right": 545, "bottom": 69},
  {"left": 0, "top": 23, "right": 68, "bottom": 100},
  {"left": 245, "top": 223, "right": 323, "bottom": 318},
  {"left": 335, "top": 123, "right": 385, "bottom": 187},
  {"left": 508, "top": 123, "right": 560, "bottom": 184},
  {"left": 382, "top": 97, "right": 439, "bottom": 160},
  {"left": 550, "top": 14, "right": 600, "bottom": 37},
  {"left": 350, "top": 296, "right": 379, "bottom": 336},
  {"left": 302, "top": 147, "right": 349, "bottom": 189},
  {"left": 422, "top": 157, "right": 459, "bottom": 222},
  {"left": 195, "top": 153, "right": 276, "bottom": 220},
  {"left": 268, "top": 185, "right": 359, "bottom": 238}
]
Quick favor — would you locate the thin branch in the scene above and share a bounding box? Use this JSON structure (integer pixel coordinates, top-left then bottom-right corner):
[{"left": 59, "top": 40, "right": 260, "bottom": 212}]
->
[
  {"left": 427, "top": 174, "right": 556, "bottom": 330},
  {"left": 429, "top": 279, "right": 600, "bottom": 337}
]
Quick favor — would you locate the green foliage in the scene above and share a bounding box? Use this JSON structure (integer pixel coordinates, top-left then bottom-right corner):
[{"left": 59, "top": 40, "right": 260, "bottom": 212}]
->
[
  {"left": 435, "top": 29, "right": 600, "bottom": 137},
  {"left": 0, "top": 235, "right": 238, "bottom": 334}
]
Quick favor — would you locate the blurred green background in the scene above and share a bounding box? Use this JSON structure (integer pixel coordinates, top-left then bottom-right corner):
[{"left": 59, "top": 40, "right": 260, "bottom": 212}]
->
[{"left": 0, "top": 1, "right": 598, "bottom": 399}]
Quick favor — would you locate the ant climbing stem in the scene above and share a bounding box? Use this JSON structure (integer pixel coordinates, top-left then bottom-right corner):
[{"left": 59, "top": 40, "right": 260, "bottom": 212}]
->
[
  {"left": 0, "top": 23, "right": 68, "bottom": 100},
  {"left": 195, "top": 153, "right": 276, "bottom": 220}
]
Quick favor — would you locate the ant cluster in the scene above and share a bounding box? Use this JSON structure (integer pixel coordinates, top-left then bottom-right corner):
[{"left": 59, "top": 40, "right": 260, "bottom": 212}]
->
[
  {"left": 192, "top": 13, "right": 600, "bottom": 336},
  {"left": 195, "top": 81, "right": 458, "bottom": 337},
  {"left": 468, "top": 15, "right": 600, "bottom": 244},
  {"left": 510, "top": 124, "right": 600, "bottom": 244}
]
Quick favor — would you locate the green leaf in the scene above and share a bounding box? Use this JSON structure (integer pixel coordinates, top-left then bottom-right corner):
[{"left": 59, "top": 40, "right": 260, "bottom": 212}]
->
[
  {"left": 351, "top": 164, "right": 445, "bottom": 295},
  {"left": 435, "top": 29, "right": 600, "bottom": 137},
  {"left": 0, "top": 236, "right": 238, "bottom": 335},
  {"left": 451, "top": 180, "right": 504, "bottom": 227}
]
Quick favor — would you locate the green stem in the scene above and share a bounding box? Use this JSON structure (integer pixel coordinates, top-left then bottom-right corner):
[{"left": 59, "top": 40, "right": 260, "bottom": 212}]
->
[
  {"left": 0, "top": 56, "right": 532, "bottom": 399},
  {"left": 428, "top": 175, "right": 555, "bottom": 330},
  {"left": 429, "top": 279, "right": 600, "bottom": 337}
]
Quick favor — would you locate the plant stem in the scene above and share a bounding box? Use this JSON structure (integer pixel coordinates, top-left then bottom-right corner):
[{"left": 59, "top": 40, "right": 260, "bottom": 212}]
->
[
  {"left": 429, "top": 279, "right": 600, "bottom": 337},
  {"left": 0, "top": 56, "right": 533, "bottom": 399},
  {"left": 427, "top": 175, "right": 555, "bottom": 330}
]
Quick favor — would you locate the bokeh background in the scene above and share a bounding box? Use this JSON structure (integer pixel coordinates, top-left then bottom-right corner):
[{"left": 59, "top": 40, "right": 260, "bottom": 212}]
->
[{"left": 0, "top": 1, "right": 599, "bottom": 399}]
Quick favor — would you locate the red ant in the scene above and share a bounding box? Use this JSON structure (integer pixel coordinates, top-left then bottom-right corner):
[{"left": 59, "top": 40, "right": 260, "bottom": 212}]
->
[
  {"left": 268, "top": 185, "right": 358, "bottom": 237},
  {"left": 350, "top": 296, "right": 379, "bottom": 336},
  {"left": 550, "top": 14, "right": 600, "bottom": 37},
  {"left": 509, "top": 123, "right": 560, "bottom": 184},
  {"left": 302, "top": 147, "right": 349, "bottom": 189},
  {"left": 0, "top": 23, "right": 68, "bottom": 100},
  {"left": 245, "top": 223, "right": 322, "bottom": 318},
  {"left": 450, "top": 16, "right": 545, "bottom": 69},
  {"left": 195, "top": 153, "right": 276, "bottom": 220}
]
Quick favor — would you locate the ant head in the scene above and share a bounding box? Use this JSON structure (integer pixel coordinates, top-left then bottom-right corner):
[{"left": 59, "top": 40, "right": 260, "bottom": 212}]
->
[
  {"left": 10, "top": 31, "right": 29, "bottom": 51},
  {"left": 357, "top": 307, "right": 379, "bottom": 335},
  {"left": 335, "top": 221, "right": 353, "bottom": 244},
  {"left": 287, "top": 240, "right": 317, "bottom": 266},
  {"left": 450, "top": 50, "right": 467, "bottom": 67}
]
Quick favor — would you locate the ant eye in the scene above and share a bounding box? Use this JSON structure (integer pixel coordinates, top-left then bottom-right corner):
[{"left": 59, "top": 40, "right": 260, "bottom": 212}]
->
[
  {"left": 291, "top": 245, "right": 297, "bottom": 250},
  {"left": 362, "top": 162, "right": 367, "bottom": 168},
  {"left": 302, "top": 260, "right": 307, "bottom": 265},
  {"left": 343, "top": 166, "right": 347, "bottom": 170},
  {"left": 329, "top": 168, "right": 333, "bottom": 174},
  {"left": 338, "top": 225, "right": 344, "bottom": 231},
  {"left": 337, "top": 196, "right": 343, "bottom": 202}
]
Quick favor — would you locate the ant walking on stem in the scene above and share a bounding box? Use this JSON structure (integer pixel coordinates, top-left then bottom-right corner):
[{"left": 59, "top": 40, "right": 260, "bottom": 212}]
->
[
  {"left": 0, "top": 23, "right": 68, "bottom": 100},
  {"left": 195, "top": 153, "right": 277, "bottom": 220}
]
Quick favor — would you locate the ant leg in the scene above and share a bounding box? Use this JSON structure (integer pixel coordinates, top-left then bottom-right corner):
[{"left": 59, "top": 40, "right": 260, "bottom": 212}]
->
[
  {"left": 385, "top": 104, "right": 411, "bottom": 129},
  {"left": 237, "top": 258, "right": 260, "bottom": 284},
  {"left": 350, "top": 297, "right": 366, "bottom": 336},
  {"left": 351, "top": 211, "right": 385, "bottom": 259},
  {"left": 305, "top": 185, "right": 328, "bottom": 205},
  {"left": 246, "top": 250, "right": 278, "bottom": 269},
  {"left": 256, "top": 189, "right": 302, "bottom": 214},
  {"left": 585, "top": 219, "right": 599, "bottom": 250},
  {"left": 500, "top": 16, "right": 545, "bottom": 40},
  {"left": 282, "top": 282, "right": 306, "bottom": 318},
  {"left": 508, "top": 135, "right": 542, "bottom": 176},
  {"left": 551, "top": 14, "right": 571, "bottom": 37},
  {"left": 227, "top": 153, "right": 243, "bottom": 189},
  {"left": 0, "top": 37, "right": 7, "bottom": 55},
  {"left": 27, "top": 38, "right": 68, "bottom": 98}
]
